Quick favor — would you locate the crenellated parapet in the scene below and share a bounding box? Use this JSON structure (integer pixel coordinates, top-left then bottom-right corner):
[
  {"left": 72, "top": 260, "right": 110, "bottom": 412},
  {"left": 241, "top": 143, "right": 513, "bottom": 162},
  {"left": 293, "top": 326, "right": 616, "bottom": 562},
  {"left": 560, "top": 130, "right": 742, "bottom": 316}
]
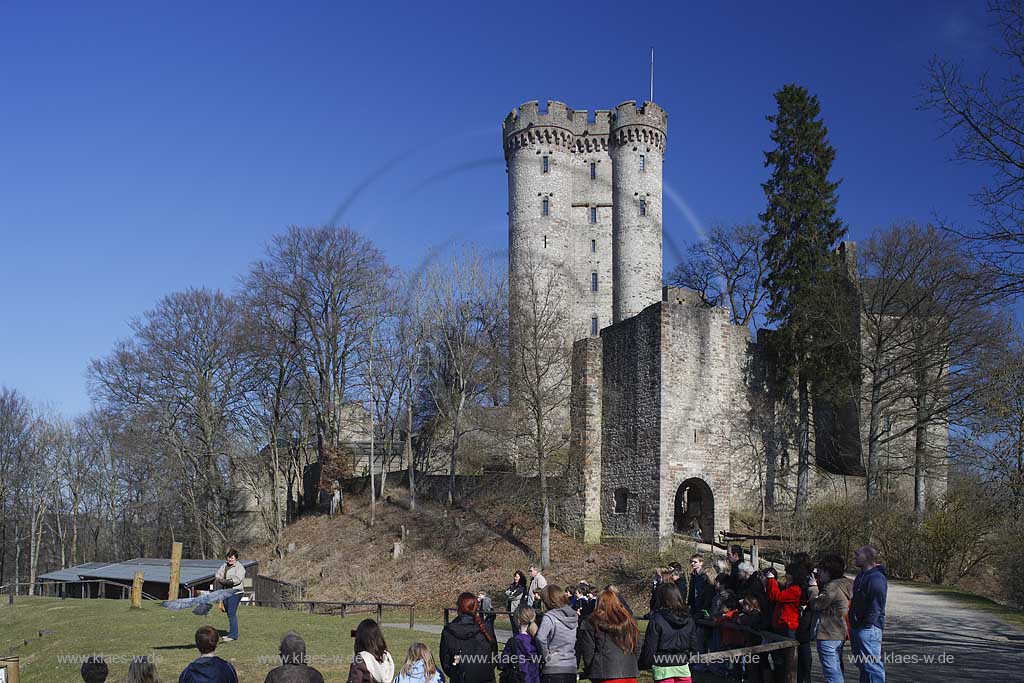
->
[
  {"left": 610, "top": 100, "right": 667, "bottom": 153},
  {"left": 503, "top": 100, "right": 613, "bottom": 158}
]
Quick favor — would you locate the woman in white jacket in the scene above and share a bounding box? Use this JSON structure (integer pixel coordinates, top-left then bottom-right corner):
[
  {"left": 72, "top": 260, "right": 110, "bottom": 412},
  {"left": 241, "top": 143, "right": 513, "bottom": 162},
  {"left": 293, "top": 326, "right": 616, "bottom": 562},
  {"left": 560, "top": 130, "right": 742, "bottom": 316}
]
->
[{"left": 214, "top": 548, "right": 246, "bottom": 641}]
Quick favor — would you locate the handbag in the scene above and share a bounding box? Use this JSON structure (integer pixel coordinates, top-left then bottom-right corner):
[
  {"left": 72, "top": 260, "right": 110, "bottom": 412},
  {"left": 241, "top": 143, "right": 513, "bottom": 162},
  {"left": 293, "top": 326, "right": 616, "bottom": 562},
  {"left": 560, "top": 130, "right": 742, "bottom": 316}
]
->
[{"left": 797, "top": 605, "right": 819, "bottom": 643}]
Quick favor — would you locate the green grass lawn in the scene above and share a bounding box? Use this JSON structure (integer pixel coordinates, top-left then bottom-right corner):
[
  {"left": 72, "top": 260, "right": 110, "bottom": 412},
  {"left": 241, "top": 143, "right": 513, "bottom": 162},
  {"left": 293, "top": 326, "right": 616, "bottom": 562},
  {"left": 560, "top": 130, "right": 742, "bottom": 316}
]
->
[{"left": 0, "top": 597, "right": 434, "bottom": 683}]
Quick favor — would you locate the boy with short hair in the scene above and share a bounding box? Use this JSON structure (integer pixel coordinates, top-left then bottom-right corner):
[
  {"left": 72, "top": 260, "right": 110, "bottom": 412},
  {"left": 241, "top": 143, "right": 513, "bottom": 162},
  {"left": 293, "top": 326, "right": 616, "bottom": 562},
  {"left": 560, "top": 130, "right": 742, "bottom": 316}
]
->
[
  {"left": 80, "top": 655, "right": 108, "bottom": 683},
  {"left": 179, "top": 625, "right": 239, "bottom": 683}
]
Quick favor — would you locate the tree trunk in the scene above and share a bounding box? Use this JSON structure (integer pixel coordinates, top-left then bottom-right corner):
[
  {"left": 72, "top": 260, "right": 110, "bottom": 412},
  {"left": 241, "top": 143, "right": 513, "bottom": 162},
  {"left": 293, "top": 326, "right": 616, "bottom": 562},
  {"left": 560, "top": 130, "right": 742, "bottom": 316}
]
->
[
  {"left": 795, "top": 371, "right": 810, "bottom": 515},
  {"left": 866, "top": 376, "right": 882, "bottom": 503},
  {"left": 407, "top": 405, "right": 416, "bottom": 512},
  {"left": 538, "top": 442, "right": 551, "bottom": 568}
]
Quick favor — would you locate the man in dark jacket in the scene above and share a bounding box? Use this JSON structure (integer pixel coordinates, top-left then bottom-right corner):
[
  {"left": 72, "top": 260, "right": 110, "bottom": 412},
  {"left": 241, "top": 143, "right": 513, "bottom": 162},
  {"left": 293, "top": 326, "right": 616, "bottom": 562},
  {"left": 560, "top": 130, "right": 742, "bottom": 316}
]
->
[
  {"left": 440, "top": 611, "right": 498, "bottom": 683},
  {"left": 727, "top": 545, "right": 743, "bottom": 589},
  {"left": 850, "top": 545, "right": 887, "bottom": 683},
  {"left": 179, "top": 626, "right": 238, "bottom": 683},
  {"left": 686, "top": 555, "right": 714, "bottom": 671},
  {"left": 264, "top": 632, "right": 324, "bottom": 683}
]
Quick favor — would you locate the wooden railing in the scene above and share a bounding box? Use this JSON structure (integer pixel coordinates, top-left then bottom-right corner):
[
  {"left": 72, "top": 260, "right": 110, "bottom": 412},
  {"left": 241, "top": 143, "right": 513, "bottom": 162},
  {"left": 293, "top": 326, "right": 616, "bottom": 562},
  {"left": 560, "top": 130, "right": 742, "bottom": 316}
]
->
[{"left": 252, "top": 599, "right": 416, "bottom": 629}]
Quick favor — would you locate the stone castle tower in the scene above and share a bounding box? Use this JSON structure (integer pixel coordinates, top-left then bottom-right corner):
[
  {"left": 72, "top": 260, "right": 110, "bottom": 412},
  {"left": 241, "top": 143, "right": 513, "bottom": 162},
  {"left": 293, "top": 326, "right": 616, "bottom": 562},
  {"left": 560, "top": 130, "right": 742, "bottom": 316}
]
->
[
  {"left": 502, "top": 99, "right": 947, "bottom": 553},
  {"left": 503, "top": 100, "right": 667, "bottom": 341}
]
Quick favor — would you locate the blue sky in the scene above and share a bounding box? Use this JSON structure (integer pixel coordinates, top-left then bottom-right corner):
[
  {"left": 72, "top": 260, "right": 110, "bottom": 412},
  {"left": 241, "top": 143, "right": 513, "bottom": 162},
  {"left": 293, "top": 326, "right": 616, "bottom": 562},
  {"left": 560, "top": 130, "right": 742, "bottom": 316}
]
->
[{"left": 0, "top": 1, "right": 1003, "bottom": 415}]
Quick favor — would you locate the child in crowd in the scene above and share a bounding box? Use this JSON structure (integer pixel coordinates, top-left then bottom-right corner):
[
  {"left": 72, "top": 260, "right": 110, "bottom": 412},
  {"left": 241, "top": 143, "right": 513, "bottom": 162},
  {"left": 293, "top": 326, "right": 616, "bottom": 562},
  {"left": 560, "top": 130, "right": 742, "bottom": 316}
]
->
[
  {"left": 179, "top": 626, "right": 238, "bottom": 683},
  {"left": 498, "top": 606, "right": 540, "bottom": 683},
  {"left": 397, "top": 642, "right": 445, "bottom": 683},
  {"left": 80, "top": 656, "right": 108, "bottom": 683}
]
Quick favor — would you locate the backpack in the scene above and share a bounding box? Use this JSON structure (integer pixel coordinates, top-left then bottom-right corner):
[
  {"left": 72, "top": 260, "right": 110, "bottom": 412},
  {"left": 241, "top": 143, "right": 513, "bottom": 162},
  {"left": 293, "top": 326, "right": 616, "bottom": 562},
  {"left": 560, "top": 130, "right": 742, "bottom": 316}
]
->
[{"left": 498, "top": 637, "right": 526, "bottom": 683}]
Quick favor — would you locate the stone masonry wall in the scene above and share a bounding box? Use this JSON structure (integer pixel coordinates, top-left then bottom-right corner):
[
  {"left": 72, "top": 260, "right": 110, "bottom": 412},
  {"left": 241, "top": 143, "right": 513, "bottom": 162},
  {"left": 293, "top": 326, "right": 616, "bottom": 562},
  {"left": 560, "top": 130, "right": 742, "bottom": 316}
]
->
[
  {"left": 568, "top": 336, "right": 604, "bottom": 543},
  {"left": 600, "top": 303, "right": 662, "bottom": 539},
  {"left": 658, "top": 294, "right": 749, "bottom": 549}
]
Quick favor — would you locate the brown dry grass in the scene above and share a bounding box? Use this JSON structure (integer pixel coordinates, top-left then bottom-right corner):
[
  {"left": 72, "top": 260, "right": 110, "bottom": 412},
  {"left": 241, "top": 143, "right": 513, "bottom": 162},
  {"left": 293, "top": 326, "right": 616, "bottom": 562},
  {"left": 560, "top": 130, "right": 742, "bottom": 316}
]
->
[{"left": 247, "top": 484, "right": 679, "bottom": 613}]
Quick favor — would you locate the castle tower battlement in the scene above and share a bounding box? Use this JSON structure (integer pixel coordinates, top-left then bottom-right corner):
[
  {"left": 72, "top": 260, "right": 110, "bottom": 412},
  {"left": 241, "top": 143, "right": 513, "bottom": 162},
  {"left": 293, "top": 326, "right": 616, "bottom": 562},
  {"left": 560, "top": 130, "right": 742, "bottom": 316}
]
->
[
  {"left": 503, "top": 101, "right": 613, "bottom": 158},
  {"left": 610, "top": 100, "right": 666, "bottom": 323},
  {"left": 610, "top": 100, "right": 667, "bottom": 150}
]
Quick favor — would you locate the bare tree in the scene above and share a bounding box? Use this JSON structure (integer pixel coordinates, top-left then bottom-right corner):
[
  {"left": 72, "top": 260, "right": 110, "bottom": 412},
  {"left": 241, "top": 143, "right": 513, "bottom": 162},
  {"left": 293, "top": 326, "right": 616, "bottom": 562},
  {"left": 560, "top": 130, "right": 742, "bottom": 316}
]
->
[
  {"left": 0, "top": 387, "right": 33, "bottom": 587},
  {"left": 509, "top": 251, "right": 576, "bottom": 567},
  {"left": 666, "top": 223, "right": 769, "bottom": 328},
  {"left": 811, "top": 224, "right": 1007, "bottom": 510},
  {"left": 420, "top": 245, "right": 506, "bottom": 505},
  {"left": 89, "top": 288, "right": 248, "bottom": 557},
  {"left": 246, "top": 226, "right": 392, "bottom": 499},
  {"left": 954, "top": 330, "right": 1024, "bottom": 520},
  {"left": 924, "top": 0, "right": 1024, "bottom": 295}
]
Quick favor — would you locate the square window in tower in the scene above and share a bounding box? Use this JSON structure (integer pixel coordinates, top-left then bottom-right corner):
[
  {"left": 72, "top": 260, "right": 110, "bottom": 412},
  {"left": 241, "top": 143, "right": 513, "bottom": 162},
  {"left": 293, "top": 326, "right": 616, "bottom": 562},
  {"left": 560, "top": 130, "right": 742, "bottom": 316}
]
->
[
  {"left": 542, "top": 156, "right": 549, "bottom": 174},
  {"left": 590, "top": 207, "right": 597, "bottom": 224},
  {"left": 590, "top": 162, "right": 596, "bottom": 180},
  {"left": 640, "top": 154, "right": 646, "bottom": 171},
  {"left": 640, "top": 199, "right": 647, "bottom": 216},
  {"left": 542, "top": 198, "right": 549, "bottom": 216},
  {"left": 591, "top": 316, "right": 599, "bottom": 336},
  {"left": 591, "top": 272, "right": 598, "bottom": 292}
]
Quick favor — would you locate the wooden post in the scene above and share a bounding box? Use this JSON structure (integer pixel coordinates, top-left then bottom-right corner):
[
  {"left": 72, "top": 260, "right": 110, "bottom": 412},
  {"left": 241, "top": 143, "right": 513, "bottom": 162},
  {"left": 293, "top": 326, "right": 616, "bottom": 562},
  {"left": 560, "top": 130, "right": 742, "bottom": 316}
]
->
[
  {"left": 751, "top": 541, "right": 760, "bottom": 568},
  {"left": 130, "top": 571, "right": 145, "bottom": 609},
  {"left": 377, "top": 603, "right": 383, "bottom": 623},
  {"left": 168, "top": 542, "right": 183, "bottom": 600},
  {"left": 784, "top": 643, "right": 797, "bottom": 683},
  {"left": 0, "top": 656, "right": 21, "bottom": 683},
  {"left": 409, "top": 604, "right": 415, "bottom": 630}
]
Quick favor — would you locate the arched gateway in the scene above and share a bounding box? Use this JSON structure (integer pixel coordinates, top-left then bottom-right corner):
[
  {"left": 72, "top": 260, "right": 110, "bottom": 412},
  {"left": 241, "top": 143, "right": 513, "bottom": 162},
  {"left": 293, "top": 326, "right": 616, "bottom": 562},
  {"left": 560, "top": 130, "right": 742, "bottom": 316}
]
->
[{"left": 674, "top": 478, "right": 714, "bottom": 543}]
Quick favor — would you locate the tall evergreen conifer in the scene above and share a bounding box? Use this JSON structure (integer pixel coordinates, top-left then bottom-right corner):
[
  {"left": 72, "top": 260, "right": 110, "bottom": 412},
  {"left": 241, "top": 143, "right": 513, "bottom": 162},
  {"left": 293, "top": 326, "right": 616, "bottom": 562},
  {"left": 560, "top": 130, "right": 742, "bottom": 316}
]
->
[{"left": 761, "top": 84, "right": 847, "bottom": 513}]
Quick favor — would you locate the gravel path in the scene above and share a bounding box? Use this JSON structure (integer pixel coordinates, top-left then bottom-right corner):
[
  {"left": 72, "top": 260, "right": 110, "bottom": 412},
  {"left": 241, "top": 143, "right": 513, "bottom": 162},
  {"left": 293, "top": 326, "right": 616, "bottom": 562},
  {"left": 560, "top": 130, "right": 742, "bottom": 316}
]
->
[{"left": 826, "top": 580, "right": 1024, "bottom": 682}]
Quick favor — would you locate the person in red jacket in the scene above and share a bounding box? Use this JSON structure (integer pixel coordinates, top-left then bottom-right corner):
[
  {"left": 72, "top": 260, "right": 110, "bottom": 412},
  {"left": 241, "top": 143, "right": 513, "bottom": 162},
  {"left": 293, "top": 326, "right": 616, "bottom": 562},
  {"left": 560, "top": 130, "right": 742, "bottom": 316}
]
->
[{"left": 764, "top": 563, "right": 809, "bottom": 683}]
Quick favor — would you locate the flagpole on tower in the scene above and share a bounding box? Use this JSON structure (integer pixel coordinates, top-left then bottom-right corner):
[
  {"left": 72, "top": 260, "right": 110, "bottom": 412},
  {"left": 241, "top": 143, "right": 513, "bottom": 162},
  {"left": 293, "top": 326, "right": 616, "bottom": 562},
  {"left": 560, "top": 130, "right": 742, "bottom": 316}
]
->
[{"left": 650, "top": 47, "right": 654, "bottom": 102}]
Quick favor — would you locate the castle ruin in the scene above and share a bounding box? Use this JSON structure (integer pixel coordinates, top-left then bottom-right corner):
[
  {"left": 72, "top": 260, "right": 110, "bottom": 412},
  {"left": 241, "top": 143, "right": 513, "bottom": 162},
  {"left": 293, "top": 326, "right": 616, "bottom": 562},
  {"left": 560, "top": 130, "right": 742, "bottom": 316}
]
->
[{"left": 503, "top": 99, "right": 948, "bottom": 551}]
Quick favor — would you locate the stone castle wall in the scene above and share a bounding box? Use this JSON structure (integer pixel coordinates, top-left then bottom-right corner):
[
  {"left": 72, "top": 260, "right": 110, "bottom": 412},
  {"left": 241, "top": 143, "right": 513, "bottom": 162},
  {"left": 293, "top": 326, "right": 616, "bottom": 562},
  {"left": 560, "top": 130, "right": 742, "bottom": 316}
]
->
[
  {"left": 658, "top": 293, "right": 750, "bottom": 549},
  {"left": 598, "top": 303, "right": 662, "bottom": 539}
]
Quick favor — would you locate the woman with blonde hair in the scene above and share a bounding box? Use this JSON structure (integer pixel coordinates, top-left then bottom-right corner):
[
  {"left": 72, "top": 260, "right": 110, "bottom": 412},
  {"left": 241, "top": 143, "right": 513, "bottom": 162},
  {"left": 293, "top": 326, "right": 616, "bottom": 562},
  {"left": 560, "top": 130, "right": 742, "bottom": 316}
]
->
[
  {"left": 577, "top": 589, "right": 640, "bottom": 683},
  {"left": 126, "top": 655, "right": 158, "bottom": 683},
  {"left": 397, "top": 642, "right": 444, "bottom": 683}
]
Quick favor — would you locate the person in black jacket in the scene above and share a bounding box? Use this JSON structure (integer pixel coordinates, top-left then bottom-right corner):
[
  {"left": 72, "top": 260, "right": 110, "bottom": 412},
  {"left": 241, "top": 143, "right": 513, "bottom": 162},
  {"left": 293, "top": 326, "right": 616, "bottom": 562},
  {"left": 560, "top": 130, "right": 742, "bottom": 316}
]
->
[
  {"left": 686, "top": 555, "right": 713, "bottom": 670},
  {"left": 576, "top": 589, "right": 640, "bottom": 683},
  {"left": 440, "top": 592, "right": 498, "bottom": 683},
  {"left": 639, "top": 583, "right": 698, "bottom": 683}
]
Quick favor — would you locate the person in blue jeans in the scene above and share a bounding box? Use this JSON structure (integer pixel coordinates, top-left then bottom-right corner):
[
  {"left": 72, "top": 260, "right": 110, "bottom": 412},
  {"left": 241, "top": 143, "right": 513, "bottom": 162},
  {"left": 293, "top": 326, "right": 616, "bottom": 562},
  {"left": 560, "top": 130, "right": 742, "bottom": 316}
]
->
[
  {"left": 807, "top": 554, "right": 853, "bottom": 683},
  {"left": 849, "top": 545, "right": 887, "bottom": 683},
  {"left": 215, "top": 549, "right": 246, "bottom": 642}
]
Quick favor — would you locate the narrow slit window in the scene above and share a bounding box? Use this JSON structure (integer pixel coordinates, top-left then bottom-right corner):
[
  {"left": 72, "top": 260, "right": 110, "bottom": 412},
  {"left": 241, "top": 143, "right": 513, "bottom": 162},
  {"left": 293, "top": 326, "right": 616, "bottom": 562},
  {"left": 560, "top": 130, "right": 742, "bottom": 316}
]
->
[
  {"left": 591, "top": 316, "right": 599, "bottom": 336},
  {"left": 639, "top": 198, "right": 647, "bottom": 216},
  {"left": 542, "top": 156, "right": 549, "bottom": 174},
  {"left": 591, "top": 272, "right": 598, "bottom": 292},
  {"left": 639, "top": 154, "right": 646, "bottom": 171},
  {"left": 590, "top": 207, "right": 597, "bottom": 224},
  {"left": 543, "top": 235, "right": 547, "bottom": 249},
  {"left": 614, "top": 488, "right": 629, "bottom": 514},
  {"left": 590, "top": 162, "right": 596, "bottom": 180},
  {"left": 591, "top": 239, "right": 596, "bottom": 253},
  {"left": 542, "top": 198, "right": 549, "bottom": 216}
]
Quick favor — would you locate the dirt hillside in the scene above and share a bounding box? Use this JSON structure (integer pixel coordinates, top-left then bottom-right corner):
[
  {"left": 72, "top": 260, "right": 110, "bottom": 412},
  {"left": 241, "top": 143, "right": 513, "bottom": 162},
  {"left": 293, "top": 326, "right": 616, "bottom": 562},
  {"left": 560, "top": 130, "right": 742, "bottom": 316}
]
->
[{"left": 247, "top": 484, "right": 684, "bottom": 611}]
